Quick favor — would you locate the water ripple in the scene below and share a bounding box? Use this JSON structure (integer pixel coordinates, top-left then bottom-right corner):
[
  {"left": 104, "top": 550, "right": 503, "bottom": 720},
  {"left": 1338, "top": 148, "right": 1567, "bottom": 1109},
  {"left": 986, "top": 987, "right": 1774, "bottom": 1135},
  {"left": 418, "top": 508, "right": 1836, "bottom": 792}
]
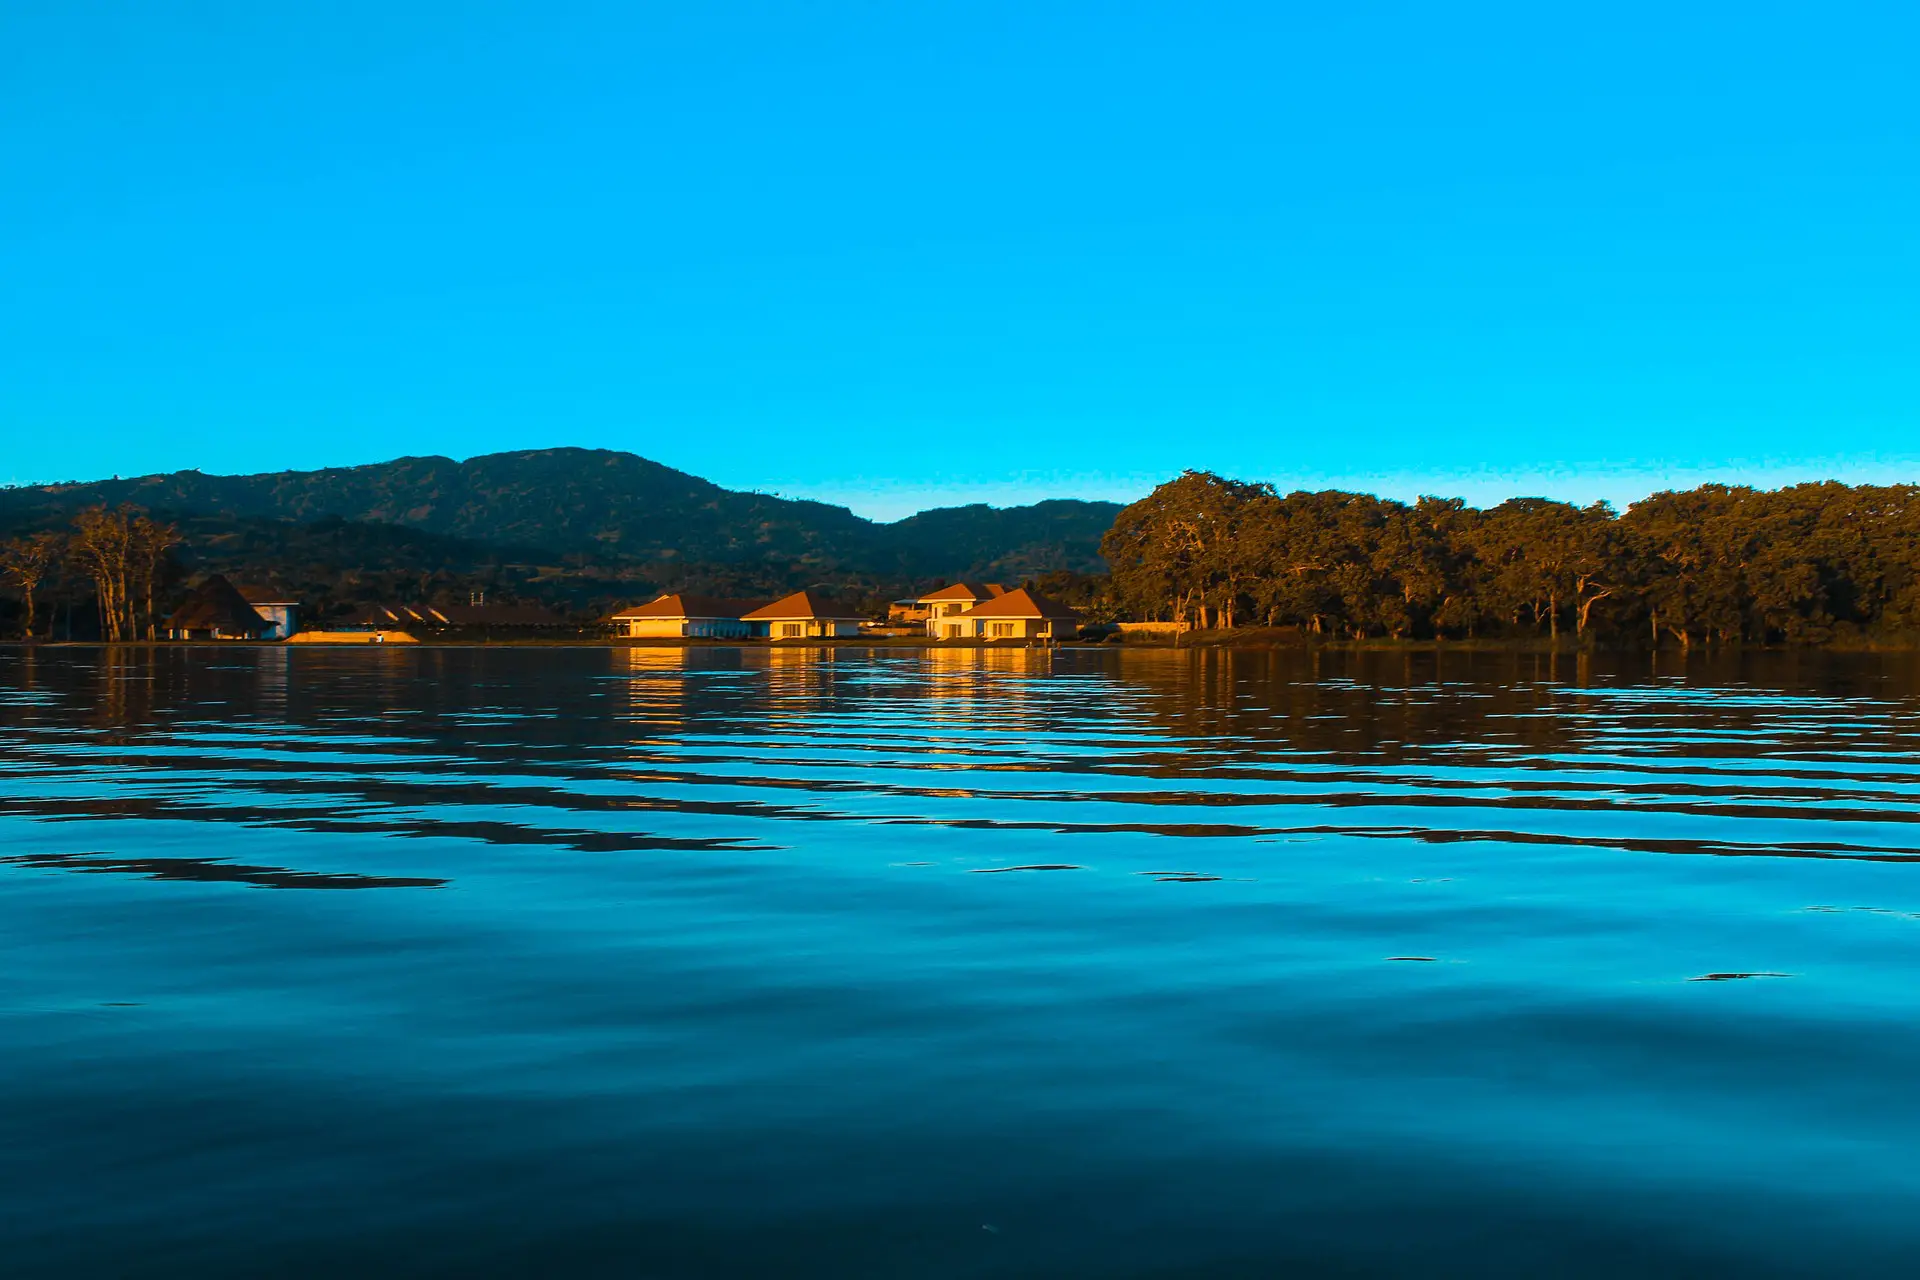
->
[{"left": 8, "top": 645, "right": 1920, "bottom": 1275}]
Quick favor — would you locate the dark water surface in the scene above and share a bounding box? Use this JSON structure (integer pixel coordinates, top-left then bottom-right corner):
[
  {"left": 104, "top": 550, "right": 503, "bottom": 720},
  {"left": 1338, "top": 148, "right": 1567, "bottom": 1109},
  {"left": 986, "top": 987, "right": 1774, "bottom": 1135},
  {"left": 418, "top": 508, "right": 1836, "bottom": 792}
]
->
[{"left": 6, "top": 645, "right": 1920, "bottom": 1277}]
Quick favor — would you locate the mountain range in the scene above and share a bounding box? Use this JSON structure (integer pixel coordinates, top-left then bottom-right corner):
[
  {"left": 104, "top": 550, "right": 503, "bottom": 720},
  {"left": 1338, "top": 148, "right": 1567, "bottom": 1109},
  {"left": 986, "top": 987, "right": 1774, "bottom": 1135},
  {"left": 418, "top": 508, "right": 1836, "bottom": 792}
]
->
[{"left": 0, "top": 449, "right": 1123, "bottom": 615}]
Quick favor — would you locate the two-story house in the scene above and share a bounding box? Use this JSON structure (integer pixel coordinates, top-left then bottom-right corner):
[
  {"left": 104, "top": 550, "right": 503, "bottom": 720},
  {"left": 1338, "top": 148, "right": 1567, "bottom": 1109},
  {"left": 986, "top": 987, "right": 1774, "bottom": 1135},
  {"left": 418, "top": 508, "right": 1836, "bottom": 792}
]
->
[
  {"left": 941, "top": 587, "right": 1081, "bottom": 641},
  {"left": 918, "top": 582, "right": 1008, "bottom": 638}
]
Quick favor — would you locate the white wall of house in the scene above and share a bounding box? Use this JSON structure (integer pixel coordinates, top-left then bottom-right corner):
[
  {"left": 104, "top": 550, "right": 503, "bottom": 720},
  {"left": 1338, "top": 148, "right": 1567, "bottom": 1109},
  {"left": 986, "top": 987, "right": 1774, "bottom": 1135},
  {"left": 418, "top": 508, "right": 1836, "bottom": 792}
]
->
[
  {"left": 941, "top": 617, "right": 1077, "bottom": 641},
  {"left": 765, "top": 619, "right": 861, "bottom": 638},
  {"left": 620, "top": 618, "right": 689, "bottom": 638},
  {"left": 922, "top": 601, "right": 976, "bottom": 636},
  {"left": 617, "top": 617, "right": 751, "bottom": 638}
]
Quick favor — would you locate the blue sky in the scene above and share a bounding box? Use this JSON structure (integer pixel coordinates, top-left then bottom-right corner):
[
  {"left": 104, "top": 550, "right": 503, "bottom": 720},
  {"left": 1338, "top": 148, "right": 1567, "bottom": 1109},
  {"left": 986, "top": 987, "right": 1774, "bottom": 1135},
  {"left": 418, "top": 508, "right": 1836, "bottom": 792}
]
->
[{"left": 4, "top": 2, "right": 1915, "bottom": 520}]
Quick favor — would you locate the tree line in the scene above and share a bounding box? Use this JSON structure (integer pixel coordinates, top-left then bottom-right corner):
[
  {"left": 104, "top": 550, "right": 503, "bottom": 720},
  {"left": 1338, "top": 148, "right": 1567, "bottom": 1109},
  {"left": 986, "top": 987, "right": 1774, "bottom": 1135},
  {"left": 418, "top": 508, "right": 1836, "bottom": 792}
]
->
[
  {"left": 1100, "top": 472, "right": 1920, "bottom": 646},
  {"left": 0, "top": 506, "right": 181, "bottom": 640},
  {"left": 10, "top": 480, "right": 1920, "bottom": 648}
]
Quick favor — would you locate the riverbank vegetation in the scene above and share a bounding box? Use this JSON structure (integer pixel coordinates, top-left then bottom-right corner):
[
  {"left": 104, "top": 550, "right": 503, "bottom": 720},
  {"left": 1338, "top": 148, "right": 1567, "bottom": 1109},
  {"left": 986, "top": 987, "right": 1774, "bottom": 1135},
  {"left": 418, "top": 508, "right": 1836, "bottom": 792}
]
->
[
  {"left": 9, "top": 466, "right": 1920, "bottom": 650},
  {"left": 1, "top": 506, "right": 184, "bottom": 641},
  {"left": 1102, "top": 472, "right": 1920, "bottom": 648}
]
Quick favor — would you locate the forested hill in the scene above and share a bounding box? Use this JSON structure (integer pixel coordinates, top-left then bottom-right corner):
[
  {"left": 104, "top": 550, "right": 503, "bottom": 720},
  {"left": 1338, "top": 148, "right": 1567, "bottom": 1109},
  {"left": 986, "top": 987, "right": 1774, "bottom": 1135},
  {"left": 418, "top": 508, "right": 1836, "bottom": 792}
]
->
[{"left": 0, "top": 448, "right": 1121, "bottom": 585}]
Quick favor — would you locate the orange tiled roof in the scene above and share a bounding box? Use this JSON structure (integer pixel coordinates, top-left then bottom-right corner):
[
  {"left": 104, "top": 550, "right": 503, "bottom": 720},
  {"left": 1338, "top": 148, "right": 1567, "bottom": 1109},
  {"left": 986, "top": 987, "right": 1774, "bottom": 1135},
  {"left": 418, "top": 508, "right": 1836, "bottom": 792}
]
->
[
  {"left": 739, "top": 590, "right": 865, "bottom": 621},
  {"left": 917, "top": 581, "right": 1008, "bottom": 603},
  {"left": 956, "top": 588, "right": 1080, "bottom": 620},
  {"left": 612, "top": 594, "right": 759, "bottom": 620}
]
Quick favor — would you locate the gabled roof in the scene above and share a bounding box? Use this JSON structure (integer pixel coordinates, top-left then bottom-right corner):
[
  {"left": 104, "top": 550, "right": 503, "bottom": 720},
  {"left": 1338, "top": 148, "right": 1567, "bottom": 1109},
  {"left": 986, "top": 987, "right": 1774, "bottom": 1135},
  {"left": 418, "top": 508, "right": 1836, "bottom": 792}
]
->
[
  {"left": 168, "top": 575, "right": 271, "bottom": 634},
  {"left": 918, "top": 581, "right": 1008, "bottom": 603},
  {"left": 612, "top": 594, "right": 759, "bottom": 621},
  {"left": 957, "top": 588, "right": 1081, "bottom": 621},
  {"left": 740, "top": 590, "right": 865, "bottom": 621}
]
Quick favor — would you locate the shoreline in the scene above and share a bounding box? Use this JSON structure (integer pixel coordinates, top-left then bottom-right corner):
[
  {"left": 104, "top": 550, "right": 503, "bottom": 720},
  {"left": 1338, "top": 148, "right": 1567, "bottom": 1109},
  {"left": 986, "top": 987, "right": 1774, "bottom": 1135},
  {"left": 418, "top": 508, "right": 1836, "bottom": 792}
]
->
[{"left": 9, "top": 634, "right": 1920, "bottom": 653}]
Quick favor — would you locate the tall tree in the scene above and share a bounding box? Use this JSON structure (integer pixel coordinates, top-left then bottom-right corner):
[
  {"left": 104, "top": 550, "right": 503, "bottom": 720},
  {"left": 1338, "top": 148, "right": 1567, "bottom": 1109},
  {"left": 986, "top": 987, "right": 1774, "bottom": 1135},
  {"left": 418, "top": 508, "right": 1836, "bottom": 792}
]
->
[
  {"left": 0, "top": 532, "right": 64, "bottom": 639},
  {"left": 70, "top": 506, "right": 134, "bottom": 641},
  {"left": 1101, "top": 471, "right": 1273, "bottom": 628},
  {"left": 131, "top": 514, "right": 182, "bottom": 640},
  {"left": 66, "top": 506, "right": 179, "bottom": 641},
  {"left": 1104, "top": 472, "right": 1920, "bottom": 647}
]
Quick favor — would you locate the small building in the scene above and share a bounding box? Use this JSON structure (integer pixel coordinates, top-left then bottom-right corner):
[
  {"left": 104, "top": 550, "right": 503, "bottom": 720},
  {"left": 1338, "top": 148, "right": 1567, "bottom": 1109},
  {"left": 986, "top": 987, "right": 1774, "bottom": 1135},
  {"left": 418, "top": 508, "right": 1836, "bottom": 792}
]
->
[
  {"left": 611, "top": 594, "right": 758, "bottom": 639},
  {"left": 425, "top": 601, "right": 570, "bottom": 630},
  {"left": 353, "top": 599, "right": 570, "bottom": 634},
  {"left": 237, "top": 588, "right": 301, "bottom": 640},
  {"left": 740, "top": 590, "right": 867, "bottom": 639},
  {"left": 354, "top": 604, "right": 437, "bottom": 630},
  {"left": 948, "top": 588, "right": 1081, "bottom": 641},
  {"left": 886, "top": 597, "right": 932, "bottom": 625},
  {"left": 166, "top": 575, "right": 272, "bottom": 641},
  {"left": 919, "top": 582, "right": 1009, "bottom": 638}
]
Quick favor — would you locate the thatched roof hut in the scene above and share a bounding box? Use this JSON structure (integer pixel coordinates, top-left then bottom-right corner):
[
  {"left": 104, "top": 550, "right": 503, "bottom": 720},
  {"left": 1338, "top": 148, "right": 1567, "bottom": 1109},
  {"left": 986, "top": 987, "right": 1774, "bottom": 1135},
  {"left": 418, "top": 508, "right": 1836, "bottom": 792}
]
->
[{"left": 167, "top": 575, "right": 271, "bottom": 640}]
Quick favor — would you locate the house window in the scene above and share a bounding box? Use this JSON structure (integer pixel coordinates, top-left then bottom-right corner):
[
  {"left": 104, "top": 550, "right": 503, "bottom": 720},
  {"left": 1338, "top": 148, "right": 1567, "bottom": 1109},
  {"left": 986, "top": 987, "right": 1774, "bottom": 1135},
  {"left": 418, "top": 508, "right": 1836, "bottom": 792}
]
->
[
  {"left": 989, "top": 622, "right": 1015, "bottom": 638},
  {"left": 781, "top": 623, "right": 803, "bottom": 638}
]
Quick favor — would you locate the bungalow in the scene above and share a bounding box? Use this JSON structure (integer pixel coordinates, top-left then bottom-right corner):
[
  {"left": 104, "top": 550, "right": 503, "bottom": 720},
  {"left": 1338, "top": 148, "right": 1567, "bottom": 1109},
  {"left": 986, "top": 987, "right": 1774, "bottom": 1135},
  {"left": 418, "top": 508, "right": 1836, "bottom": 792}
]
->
[
  {"left": 918, "top": 582, "right": 1008, "bottom": 639},
  {"left": 611, "top": 594, "right": 758, "bottom": 639},
  {"left": 947, "top": 587, "right": 1081, "bottom": 641},
  {"left": 741, "top": 590, "right": 866, "bottom": 639},
  {"left": 166, "top": 575, "right": 272, "bottom": 641}
]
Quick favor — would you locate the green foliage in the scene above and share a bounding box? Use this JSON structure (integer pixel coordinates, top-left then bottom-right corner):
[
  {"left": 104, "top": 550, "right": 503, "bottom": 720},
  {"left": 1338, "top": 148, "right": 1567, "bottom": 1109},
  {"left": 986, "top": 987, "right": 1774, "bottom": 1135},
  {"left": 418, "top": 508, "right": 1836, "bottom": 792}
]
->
[
  {"left": 1103, "top": 474, "right": 1920, "bottom": 646},
  {"left": 0, "top": 450, "right": 1121, "bottom": 626},
  {"left": 0, "top": 449, "right": 1119, "bottom": 580}
]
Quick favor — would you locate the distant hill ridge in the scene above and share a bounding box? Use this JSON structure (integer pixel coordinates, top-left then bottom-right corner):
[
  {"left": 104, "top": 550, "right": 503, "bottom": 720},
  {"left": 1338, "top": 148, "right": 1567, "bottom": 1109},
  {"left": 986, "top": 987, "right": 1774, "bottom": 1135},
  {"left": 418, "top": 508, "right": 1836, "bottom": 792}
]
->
[{"left": 0, "top": 447, "right": 1122, "bottom": 583}]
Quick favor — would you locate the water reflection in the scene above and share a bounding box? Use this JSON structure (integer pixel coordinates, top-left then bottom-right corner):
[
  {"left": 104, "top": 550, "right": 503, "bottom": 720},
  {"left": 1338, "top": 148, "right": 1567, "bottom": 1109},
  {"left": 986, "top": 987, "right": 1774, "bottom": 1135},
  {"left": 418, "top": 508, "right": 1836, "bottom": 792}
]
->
[
  {"left": 1, "top": 849, "right": 447, "bottom": 890},
  {"left": 4, "top": 646, "right": 1920, "bottom": 865},
  {"left": 6, "top": 645, "right": 1920, "bottom": 1276}
]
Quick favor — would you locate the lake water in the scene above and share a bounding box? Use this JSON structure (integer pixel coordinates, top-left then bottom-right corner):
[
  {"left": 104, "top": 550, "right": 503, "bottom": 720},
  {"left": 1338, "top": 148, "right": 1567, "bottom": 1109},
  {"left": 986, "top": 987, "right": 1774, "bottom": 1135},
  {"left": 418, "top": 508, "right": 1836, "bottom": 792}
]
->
[{"left": 5, "top": 645, "right": 1920, "bottom": 1277}]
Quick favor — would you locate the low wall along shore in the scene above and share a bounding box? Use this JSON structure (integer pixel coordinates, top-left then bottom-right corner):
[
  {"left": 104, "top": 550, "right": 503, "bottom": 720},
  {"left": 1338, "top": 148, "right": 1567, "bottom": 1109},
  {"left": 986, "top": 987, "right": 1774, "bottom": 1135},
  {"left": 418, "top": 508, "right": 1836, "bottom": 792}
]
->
[{"left": 286, "top": 630, "right": 421, "bottom": 645}]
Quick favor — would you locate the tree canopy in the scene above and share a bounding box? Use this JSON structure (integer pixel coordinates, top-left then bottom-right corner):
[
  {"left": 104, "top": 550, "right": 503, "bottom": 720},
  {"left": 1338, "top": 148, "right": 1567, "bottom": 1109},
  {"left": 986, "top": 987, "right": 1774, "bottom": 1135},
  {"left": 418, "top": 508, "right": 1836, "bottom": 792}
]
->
[{"left": 1101, "top": 472, "right": 1920, "bottom": 646}]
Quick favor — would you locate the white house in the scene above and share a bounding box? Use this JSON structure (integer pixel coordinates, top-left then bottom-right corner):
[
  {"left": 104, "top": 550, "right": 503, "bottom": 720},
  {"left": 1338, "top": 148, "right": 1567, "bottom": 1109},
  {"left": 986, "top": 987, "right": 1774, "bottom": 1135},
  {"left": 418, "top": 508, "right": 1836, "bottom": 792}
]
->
[
  {"left": 946, "top": 588, "right": 1081, "bottom": 641},
  {"left": 917, "top": 582, "right": 1008, "bottom": 638},
  {"left": 611, "top": 594, "right": 757, "bottom": 639},
  {"left": 740, "top": 590, "right": 866, "bottom": 639}
]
